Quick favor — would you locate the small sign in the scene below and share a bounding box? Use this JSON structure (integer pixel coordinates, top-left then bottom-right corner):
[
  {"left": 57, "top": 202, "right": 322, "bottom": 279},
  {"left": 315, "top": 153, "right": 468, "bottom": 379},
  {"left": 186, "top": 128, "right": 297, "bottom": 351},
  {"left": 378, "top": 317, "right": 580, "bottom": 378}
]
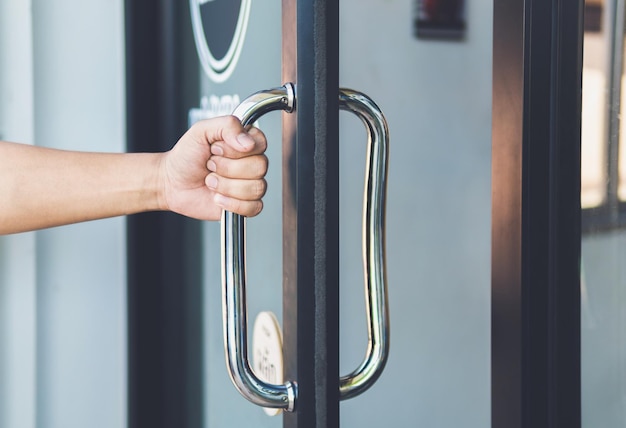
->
[
  {"left": 414, "top": 0, "right": 466, "bottom": 40},
  {"left": 252, "top": 311, "right": 284, "bottom": 416}
]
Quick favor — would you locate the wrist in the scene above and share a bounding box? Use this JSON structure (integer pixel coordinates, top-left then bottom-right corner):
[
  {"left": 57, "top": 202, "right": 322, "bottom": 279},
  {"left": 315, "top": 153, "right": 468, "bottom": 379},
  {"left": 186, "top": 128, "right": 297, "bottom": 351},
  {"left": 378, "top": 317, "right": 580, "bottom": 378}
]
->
[
  {"left": 153, "top": 152, "right": 170, "bottom": 212},
  {"left": 125, "top": 152, "right": 168, "bottom": 214}
]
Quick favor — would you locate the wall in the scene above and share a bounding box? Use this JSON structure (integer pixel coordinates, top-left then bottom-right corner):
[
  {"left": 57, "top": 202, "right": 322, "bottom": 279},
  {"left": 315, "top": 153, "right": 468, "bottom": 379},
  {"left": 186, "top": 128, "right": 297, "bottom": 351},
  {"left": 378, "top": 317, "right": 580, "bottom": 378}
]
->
[
  {"left": 0, "top": 2, "right": 37, "bottom": 428},
  {"left": 0, "top": 1, "right": 127, "bottom": 427}
]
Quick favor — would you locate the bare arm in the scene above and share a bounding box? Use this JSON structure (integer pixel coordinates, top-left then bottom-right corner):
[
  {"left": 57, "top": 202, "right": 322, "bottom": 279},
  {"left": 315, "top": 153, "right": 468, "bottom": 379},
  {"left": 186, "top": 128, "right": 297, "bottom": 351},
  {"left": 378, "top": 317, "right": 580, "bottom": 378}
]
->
[
  {"left": 0, "top": 143, "right": 163, "bottom": 233},
  {"left": 0, "top": 116, "right": 268, "bottom": 235}
]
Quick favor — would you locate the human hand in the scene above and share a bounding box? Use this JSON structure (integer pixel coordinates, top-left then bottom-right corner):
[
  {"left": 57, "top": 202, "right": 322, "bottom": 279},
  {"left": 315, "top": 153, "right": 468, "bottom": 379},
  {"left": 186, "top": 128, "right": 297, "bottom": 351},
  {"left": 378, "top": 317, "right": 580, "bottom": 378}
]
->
[{"left": 159, "top": 116, "right": 268, "bottom": 220}]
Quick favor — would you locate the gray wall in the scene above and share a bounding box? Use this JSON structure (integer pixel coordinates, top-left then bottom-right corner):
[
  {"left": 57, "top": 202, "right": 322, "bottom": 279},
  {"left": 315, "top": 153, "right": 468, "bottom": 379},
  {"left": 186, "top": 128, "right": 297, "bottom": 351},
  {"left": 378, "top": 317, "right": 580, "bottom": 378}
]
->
[
  {"left": 0, "top": 1, "right": 127, "bottom": 427},
  {"left": 0, "top": 3, "right": 37, "bottom": 427}
]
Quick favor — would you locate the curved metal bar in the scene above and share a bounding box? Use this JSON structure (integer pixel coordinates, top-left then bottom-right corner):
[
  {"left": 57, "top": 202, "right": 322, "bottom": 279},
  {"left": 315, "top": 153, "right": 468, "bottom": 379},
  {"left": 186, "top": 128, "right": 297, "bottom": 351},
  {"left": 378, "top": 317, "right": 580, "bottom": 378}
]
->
[
  {"left": 338, "top": 89, "right": 390, "bottom": 400},
  {"left": 222, "top": 83, "right": 297, "bottom": 412}
]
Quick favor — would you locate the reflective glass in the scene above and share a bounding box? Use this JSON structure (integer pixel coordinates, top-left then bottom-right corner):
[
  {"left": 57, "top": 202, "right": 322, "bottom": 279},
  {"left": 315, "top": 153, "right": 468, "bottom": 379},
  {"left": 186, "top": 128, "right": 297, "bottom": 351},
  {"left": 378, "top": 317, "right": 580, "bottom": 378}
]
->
[{"left": 582, "top": 0, "right": 626, "bottom": 426}]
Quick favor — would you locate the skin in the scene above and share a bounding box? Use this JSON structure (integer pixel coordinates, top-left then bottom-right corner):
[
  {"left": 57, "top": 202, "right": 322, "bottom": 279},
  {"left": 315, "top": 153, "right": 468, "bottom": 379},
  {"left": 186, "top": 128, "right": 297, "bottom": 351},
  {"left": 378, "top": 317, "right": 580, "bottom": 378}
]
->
[{"left": 0, "top": 115, "right": 269, "bottom": 235}]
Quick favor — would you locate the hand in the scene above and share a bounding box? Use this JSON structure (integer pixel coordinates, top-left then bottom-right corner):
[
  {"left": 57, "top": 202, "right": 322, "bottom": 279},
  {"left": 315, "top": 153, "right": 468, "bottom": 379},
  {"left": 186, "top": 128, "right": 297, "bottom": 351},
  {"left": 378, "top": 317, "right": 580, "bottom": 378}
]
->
[{"left": 160, "top": 116, "right": 268, "bottom": 220}]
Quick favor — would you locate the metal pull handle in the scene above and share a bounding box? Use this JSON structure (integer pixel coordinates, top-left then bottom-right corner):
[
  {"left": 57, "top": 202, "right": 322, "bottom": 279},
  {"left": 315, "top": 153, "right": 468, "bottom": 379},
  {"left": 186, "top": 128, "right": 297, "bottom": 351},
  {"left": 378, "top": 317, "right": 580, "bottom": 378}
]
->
[
  {"left": 338, "top": 89, "right": 390, "bottom": 400},
  {"left": 222, "top": 85, "right": 389, "bottom": 411},
  {"left": 222, "top": 83, "right": 297, "bottom": 412}
]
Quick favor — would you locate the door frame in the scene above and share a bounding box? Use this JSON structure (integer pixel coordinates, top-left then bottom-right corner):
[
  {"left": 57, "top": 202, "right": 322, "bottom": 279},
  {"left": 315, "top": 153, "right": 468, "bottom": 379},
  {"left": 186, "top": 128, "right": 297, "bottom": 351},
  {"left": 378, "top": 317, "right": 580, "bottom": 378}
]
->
[
  {"left": 125, "top": 1, "right": 203, "bottom": 427},
  {"left": 491, "top": 0, "right": 583, "bottom": 427},
  {"left": 281, "top": 1, "right": 341, "bottom": 427}
]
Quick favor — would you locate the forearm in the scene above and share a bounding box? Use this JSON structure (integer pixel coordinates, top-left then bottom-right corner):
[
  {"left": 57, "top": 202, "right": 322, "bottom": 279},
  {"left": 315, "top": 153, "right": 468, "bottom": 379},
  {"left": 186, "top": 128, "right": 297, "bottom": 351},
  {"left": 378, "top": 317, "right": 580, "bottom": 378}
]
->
[{"left": 0, "top": 141, "right": 165, "bottom": 234}]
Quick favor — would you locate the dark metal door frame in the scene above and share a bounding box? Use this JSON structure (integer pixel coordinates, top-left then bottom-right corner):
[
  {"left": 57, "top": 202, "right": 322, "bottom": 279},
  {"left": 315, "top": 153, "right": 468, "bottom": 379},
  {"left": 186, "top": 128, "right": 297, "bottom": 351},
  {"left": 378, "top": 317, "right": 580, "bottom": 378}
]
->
[
  {"left": 125, "top": 1, "right": 203, "bottom": 427},
  {"left": 282, "top": 1, "right": 341, "bottom": 427},
  {"left": 492, "top": 0, "right": 583, "bottom": 427}
]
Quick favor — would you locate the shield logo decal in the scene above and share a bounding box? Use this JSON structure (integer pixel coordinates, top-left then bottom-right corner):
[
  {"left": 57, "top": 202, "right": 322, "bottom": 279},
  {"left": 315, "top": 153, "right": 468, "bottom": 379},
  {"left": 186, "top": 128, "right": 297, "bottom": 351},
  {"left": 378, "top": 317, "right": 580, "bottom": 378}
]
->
[{"left": 190, "top": 0, "right": 251, "bottom": 83}]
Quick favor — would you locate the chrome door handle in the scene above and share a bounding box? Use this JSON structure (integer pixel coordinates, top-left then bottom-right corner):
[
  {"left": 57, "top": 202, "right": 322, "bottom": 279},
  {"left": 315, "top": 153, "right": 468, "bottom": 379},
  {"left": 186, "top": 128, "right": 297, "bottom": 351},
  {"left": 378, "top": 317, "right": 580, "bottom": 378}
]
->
[
  {"left": 222, "top": 84, "right": 389, "bottom": 412},
  {"left": 222, "top": 83, "right": 297, "bottom": 412},
  {"left": 338, "top": 89, "right": 390, "bottom": 400}
]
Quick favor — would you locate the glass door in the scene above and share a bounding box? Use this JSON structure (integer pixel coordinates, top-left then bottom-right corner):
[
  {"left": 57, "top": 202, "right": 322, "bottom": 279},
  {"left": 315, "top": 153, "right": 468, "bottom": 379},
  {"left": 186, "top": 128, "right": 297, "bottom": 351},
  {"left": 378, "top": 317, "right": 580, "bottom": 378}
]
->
[
  {"left": 199, "top": 1, "right": 343, "bottom": 427},
  {"left": 198, "top": 1, "right": 492, "bottom": 427},
  {"left": 581, "top": 0, "right": 626, "bottom": 426},
  {"left": 338, "top": 1, "right": 491, "bottom": 427},
  {"left": 0, "top": 1, "right": 589, "bottom": 427},
  {"left": 191, "top": 1, "right": 285, "bottom": 427},
  {"left": 167, "top": 1, "right": 582, "bottom": 428}
]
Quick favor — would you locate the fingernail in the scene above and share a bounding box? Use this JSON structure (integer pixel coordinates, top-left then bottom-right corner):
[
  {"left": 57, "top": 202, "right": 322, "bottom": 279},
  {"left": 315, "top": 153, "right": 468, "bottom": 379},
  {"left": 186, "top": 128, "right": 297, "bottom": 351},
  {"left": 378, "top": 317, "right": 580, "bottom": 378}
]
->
[
  {"left": 207, "top": 160, "right": 217, "bottom": 172},
  {"left": 207, "top": 175, "right": 218, "bottom": 189},
  {"left": 236, "top": 133, "right": 254, "bottom": 149},
  {"left": 211, "top": 144, "right": 224, "bottom": 156}
]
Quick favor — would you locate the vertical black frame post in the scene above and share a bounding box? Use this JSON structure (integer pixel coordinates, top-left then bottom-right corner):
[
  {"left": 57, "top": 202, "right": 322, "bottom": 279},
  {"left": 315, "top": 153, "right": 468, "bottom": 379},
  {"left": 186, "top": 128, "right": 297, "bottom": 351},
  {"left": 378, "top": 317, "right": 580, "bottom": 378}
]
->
[
  {"left": 125, "top": 1, "right": 203, "bottom": 428},
  {"left": 492, "top": 0, "right": 583, "bottom": 427},
  {"left": 282, "top": 1, "right": 340, "bottom": 427}
]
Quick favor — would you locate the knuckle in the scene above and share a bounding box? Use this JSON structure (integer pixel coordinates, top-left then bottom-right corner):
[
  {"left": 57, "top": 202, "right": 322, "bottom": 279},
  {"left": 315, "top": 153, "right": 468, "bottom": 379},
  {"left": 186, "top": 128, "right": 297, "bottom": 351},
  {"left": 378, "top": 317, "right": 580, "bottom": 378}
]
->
[
  {"left": 224, "top": 115, "right": 241, "bottom": 128},
  {"left": 249, "top": 128, "right": 268, "bottom": 150},
  {"left": 226, "top": 197, "right": 242, "bottom": 214},
  {"left": 256, "top": 156, "right": 269, "bottom": 178},
  {"left": 254, "top": 179, "right": 267, "bottom": 199},
  {"left": 218, "top": 159, "right": 232, "bottom": 176},
  {"left": 246, "top": 201, "right": 264, "bottom": 218}
]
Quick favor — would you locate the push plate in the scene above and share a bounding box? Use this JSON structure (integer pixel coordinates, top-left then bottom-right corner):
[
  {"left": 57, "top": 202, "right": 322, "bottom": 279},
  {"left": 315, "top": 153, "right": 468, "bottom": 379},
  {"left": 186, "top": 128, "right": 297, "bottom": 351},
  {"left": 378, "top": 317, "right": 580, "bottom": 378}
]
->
[{"left": 252, "top": 311, "right": 284, "bottom": 416}]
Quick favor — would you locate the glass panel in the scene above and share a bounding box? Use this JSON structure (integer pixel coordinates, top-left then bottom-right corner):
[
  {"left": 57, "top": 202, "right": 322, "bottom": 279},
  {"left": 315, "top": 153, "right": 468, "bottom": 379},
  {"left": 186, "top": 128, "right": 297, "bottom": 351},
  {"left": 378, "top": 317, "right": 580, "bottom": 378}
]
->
[
  {"left": 191, "top": 2, "right": 284, "bottom": 426},
  {"left": 582, "top": 234, "right": 626, "bottom": 426},
  {"left": 339, "top": 1, "right": 491, "bottom": 426},
  {"left": 582, "top": 0, "right": 626, "bottom": 426},
  {"left": 195, "top": 1, "right": 492, "bottom": 426}
]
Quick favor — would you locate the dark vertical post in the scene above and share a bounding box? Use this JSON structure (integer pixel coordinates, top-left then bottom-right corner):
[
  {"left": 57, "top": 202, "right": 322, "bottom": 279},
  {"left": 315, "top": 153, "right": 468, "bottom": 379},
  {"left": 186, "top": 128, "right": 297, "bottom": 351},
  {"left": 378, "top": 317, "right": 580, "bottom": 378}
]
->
[
  {"left": 492, "top": 0, "right": 583, "bottom": 427},
  {"left": 282, "top": 1, "right": 340, "bottom": 427},
  {"left": 125, "top": 1, "right": 203, "bottom": 428}
]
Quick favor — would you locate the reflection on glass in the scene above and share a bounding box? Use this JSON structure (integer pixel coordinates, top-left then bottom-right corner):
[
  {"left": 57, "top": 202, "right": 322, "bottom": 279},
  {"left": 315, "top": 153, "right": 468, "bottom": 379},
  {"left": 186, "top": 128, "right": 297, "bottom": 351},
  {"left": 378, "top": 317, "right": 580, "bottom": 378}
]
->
[
  {"left": 619, "top": 70, "right": 626, "bottom": 200},
  {"left": 582, "top": 0, "right": 608, "bottom": 209},
  {"left": 582, "top": 66, "right": 607, "bottom": 208},
  {"left": 582, "top": 0, "right": 626, "bottom": 427}
]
